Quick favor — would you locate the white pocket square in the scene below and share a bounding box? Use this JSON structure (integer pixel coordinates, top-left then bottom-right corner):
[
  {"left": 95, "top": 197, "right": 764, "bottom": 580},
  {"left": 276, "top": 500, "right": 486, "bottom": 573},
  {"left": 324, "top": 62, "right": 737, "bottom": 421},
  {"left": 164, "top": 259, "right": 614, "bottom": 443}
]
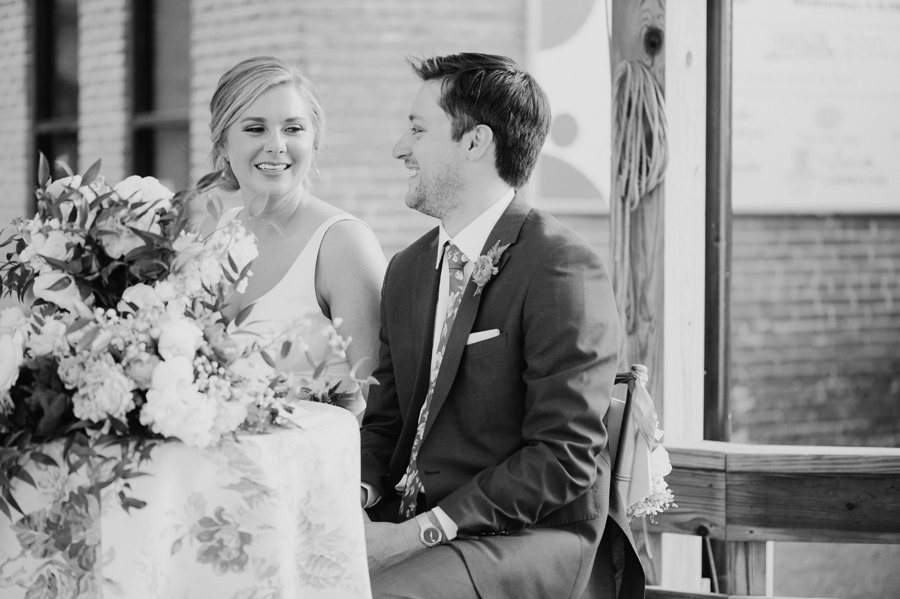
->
[{"left": 466, "top": 329, "right": 500, "bottom": 345}]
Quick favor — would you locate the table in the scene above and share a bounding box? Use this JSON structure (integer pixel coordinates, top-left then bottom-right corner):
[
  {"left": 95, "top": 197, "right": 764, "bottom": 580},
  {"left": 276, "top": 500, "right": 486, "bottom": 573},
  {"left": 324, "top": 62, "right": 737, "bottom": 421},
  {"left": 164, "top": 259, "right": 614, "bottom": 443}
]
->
[{"left": 0, "top": 401, "right": 371, "bottom": 598}]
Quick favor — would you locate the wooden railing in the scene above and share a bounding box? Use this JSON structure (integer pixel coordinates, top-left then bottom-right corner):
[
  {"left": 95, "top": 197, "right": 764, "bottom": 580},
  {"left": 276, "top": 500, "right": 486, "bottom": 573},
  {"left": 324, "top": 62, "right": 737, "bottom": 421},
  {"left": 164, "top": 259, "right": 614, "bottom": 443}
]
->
[{"left": 644, "top": 440, "right": 900, "bottom": 597}]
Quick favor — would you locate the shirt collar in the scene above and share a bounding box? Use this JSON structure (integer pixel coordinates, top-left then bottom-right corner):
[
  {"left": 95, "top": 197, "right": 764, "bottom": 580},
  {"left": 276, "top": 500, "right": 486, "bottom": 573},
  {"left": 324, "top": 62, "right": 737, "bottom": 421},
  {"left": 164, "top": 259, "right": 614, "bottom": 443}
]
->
[{"left": 436, "top": 188, "right": 515, "bottom": 268}]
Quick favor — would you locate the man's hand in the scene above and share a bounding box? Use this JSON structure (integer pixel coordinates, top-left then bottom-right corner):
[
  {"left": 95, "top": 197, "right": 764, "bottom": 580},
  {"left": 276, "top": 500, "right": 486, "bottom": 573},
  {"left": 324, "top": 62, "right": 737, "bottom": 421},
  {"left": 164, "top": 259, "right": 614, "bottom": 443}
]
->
[{"left": 362, "top": 510, "right": 423, "bottom": 574}]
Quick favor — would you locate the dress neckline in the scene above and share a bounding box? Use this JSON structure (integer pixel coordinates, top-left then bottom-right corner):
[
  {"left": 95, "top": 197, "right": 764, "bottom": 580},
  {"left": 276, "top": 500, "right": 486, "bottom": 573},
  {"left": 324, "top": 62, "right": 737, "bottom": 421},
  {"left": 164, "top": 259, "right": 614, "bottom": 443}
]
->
[{"left": 235, "top": 212, "right": 358, "bottom": 320}]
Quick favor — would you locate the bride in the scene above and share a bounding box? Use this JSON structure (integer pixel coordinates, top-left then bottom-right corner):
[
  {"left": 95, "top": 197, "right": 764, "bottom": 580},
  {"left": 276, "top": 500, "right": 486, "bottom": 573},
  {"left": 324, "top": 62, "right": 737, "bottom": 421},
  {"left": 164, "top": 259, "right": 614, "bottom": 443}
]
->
[{"left": 207, "top": 56, "right": 386, "bottom": 418}]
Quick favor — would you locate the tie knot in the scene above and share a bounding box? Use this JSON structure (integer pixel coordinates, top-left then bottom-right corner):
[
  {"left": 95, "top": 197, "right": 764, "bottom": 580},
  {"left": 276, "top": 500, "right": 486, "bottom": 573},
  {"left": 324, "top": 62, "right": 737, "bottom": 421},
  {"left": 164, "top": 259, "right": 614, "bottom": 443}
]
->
[{"left": 444, "top": 243, "right": 466, "bottom": 271}]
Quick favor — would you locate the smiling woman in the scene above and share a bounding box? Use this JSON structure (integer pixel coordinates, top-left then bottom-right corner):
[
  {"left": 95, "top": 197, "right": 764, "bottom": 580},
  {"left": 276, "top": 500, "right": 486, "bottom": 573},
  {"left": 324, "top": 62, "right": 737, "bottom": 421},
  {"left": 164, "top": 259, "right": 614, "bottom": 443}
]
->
[{"left": 205, "top": 56, "right": 387, "bottom": 420}]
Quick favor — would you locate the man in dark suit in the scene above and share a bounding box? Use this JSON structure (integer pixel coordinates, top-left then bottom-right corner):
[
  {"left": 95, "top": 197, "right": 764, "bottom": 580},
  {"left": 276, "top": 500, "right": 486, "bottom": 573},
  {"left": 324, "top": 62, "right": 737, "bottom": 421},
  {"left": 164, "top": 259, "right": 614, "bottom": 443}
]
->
[{"left": 360, "top": 52, "right": 644, "bottom": 599}]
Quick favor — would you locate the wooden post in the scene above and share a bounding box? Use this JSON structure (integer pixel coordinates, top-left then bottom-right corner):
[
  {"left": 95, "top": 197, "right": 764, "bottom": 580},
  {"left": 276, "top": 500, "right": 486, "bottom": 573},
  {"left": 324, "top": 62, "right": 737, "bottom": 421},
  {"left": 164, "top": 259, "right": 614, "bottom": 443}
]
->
[{"left": 610, "top": 0, "right": 707, "bottom": 592}]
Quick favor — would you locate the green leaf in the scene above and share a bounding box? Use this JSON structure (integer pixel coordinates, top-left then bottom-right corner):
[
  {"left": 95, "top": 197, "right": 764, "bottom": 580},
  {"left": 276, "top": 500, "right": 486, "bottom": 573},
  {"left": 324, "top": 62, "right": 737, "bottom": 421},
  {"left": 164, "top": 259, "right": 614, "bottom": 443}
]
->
[
  {"left": 29, "top": 452, "right": 59, "bottom": 468},
  {"left": 233, "top": 303, "right": 254, "bottom": 328},
  {"left": 46, "top": 275, "right": 73, "bottom": 291},
  {"left": 0, "top": 497, "right": 10, "bottom": 520},
  {"left": 280, "top": 340, "right": 292, "bottom": 359},
  {"left": 119, "top": 492, "right": 147, "bottom": 513},
  {"left": 13, "top": 467, "right": 36, "bottom": 488},
  {"left": 349, "top": 356, "right": 373, "bottom": 380},
  {"left": 38, "top": 152, "right": 50, "bottom": 187},
  {"left": 107, "top": 415, "right": 129, "bottom": 435},
  {"left": 313, "top": 358, "right": 328, "bottom": 379},
  {"left": 0, "top": 231, "right": 16, "bottom": 249},
  {"left": 74, "top": 326, "right": 102, "bottom": 353},
  {"left": 81, "top": 158, "right": 102, "bottom": 186},
  {"left": 56, "top": 160, "right": 74, "bottom": 177},
  {"left": 206, "top": 195, "right": 223, "bottom": 223},
  {"left": 65, "top": 316, "right": 94, "bottom": 336},
  {"left": 2, "top": 486, "right": 24, "bottom": 516},
  {"left": 127, "top": 226, "right": 166, "bottom": 247},
  {"left": 260, "top": 351, "right": 276, "bottom": 368}
]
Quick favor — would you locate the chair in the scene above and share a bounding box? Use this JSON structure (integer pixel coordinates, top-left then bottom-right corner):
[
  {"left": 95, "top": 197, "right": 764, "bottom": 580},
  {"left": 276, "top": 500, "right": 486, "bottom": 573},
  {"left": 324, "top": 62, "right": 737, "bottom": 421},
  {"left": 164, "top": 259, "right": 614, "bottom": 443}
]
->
[
  {"left": 608, "top": 364, "right": 656, "bottom": 520},
  {"left": 581, "top": 363, "right": 653, "bottom": 599}
]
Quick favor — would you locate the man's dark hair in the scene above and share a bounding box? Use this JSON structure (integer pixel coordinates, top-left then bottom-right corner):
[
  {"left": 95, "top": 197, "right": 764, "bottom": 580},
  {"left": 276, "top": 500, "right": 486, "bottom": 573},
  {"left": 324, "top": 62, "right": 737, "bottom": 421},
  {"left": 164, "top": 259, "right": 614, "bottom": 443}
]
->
[{"left": 408, "top": 53, "right": 551, "bottom": 189}]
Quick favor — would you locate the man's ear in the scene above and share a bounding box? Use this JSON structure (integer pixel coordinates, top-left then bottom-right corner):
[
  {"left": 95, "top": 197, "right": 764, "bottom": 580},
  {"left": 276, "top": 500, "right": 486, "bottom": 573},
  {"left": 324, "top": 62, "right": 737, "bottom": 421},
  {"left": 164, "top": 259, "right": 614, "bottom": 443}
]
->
[{"left": 463, "top": 124, "right": 495, "bottom": 161}]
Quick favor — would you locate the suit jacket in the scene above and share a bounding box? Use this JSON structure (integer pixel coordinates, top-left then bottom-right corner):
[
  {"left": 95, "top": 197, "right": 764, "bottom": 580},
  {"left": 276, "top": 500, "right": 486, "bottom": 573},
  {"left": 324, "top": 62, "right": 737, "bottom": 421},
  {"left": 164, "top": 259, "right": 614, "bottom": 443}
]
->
[{"left": 361, "top": 197, "right": 644, "bottom": 598}]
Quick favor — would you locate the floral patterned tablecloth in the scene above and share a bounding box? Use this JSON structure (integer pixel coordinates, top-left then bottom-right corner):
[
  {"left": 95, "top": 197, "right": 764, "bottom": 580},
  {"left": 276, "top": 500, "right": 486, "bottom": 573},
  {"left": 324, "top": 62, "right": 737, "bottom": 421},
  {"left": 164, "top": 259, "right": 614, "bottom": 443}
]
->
[{"left": 0, "top": 401, "right": 371, "bottom": 599}]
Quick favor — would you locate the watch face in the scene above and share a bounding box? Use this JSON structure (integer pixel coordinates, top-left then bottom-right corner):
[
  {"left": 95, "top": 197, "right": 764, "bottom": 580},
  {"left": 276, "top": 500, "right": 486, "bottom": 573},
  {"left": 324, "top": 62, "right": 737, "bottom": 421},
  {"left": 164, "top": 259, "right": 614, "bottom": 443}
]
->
[{"left": 422, "top": 526, "right": 442, "bottom": 545}]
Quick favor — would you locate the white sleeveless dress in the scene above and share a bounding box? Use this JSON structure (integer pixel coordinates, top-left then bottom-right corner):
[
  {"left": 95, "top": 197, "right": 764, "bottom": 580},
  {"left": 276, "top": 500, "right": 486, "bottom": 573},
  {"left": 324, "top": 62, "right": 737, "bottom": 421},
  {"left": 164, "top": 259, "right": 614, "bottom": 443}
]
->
[{"left": 222, "top": 208, "right": 366, "bottom": 387}]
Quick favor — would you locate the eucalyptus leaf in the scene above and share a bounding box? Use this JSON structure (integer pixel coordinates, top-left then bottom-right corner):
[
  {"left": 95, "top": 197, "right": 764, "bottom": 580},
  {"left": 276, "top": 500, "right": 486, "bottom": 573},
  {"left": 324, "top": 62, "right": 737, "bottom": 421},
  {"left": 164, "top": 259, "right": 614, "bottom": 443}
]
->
[
  {"left": 13, "top": 467, "right": 36, "bottom": 488},
  {"left": 28, "top": 452, "right": 59, "bottom": 468},
  {"left": 38, "top": 152, "right": 50, "bottom": 186},
  {"left": 81, "top": 158, "right": 102, "bottom": 186},
  {"left": 55, "top": 160, "right": 74, "bottom": 177},
  {"left": 233, "top": 303, "right": 254, "bottom": 328}
]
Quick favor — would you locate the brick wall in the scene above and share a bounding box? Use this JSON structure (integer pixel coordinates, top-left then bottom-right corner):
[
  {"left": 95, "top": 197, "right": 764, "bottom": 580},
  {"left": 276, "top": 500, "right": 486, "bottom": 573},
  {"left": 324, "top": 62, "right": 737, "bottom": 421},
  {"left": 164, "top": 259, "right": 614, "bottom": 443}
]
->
[
  {"left": 190, "top": 0, "right": 527, "bottom": 257},
  {"left": 78, "top": 0, "right": 129, "bottom": 184},
  {"left": 0, "top": 0, "right": 30, "bottom": 229},
  {"left": 190, "top": 0, "right": 315, "bottom": 187},
  {"left": 730, "top": 215, "right": 900, "bottom": 448}
]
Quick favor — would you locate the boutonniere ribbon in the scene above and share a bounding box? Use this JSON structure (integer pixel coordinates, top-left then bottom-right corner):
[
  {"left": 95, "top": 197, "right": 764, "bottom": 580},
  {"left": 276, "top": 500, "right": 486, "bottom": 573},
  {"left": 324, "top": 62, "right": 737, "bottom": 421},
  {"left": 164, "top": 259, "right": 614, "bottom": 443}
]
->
[{"left": 471, "top": 240, "right": 510, "bottom": 296}]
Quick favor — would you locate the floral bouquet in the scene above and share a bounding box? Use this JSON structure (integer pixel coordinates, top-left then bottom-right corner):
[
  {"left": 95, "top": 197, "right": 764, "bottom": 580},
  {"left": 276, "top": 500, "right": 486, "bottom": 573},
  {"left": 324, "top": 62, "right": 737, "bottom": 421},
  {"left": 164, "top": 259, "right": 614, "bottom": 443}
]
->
[
  {"left": 0, "top": 156, "right": 359, "bottom": 519},
  {"left": 626, "top": 426, "right": 675, "bottom": 522}
]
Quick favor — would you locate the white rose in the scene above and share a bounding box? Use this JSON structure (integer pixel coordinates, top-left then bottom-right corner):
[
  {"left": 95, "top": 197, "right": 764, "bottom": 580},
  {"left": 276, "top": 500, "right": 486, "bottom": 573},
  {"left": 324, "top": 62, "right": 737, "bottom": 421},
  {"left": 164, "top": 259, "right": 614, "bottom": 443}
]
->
[
  {"left": 142, "top": 356, "right": 217, "bottom": 447},
  {"left": 95, "top": 213, "right": 145, "bottom": 259},
  {"left": 157, "top": 319, "right": 203, "bottom": 361},
  {"left": 46, "top": 175, "right": 83, "bottom": 200},
  {"left": 71, "top": 355, "right": 136, "bottom": 422},
  {"left": 32, "top": 272, "right": 92, "bottom": 317},
  {"left": 0, "top": 331, "right": 24, "bottom": 394},
  {"left": 42, "top": 230, "right": 70, "bottom": 258},
  {"left": 113, "top": 176, "right": 174, "bottom": 211},
  {"left": 149, "top": 354, "right": 194, "bottom": 392},
  {"left": 153, "top": 281, "right": 178, "bottom": 303},
  {"left": 198, "top": 257, "right": 223, "bottom": 288},
  {"left": 142, "top": 385, "right": 217, "bottom": 448},
  {"left": 45, "top": 174, "right": 103, "bottom": 202},
  {"left": 118, "top": 283, "right": 165, "bottom": 314},
  {"left": 28, "top": 318, "right": 69, "bottom": 357},
  {"left": 125, "top": 354, "right": 160, "bottom": 390},
  {"left": 211, "top": 399, "right": 249, "bottom": 439},
  {"left": 0, "top": 306, "right": 27, "bottom": 333}
]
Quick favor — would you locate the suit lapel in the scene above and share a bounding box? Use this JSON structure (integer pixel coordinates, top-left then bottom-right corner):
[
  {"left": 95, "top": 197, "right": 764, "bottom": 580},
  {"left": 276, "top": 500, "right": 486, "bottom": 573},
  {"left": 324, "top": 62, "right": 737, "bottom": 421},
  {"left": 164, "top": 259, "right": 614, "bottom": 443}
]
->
[{"left": 422, "top": 196, "right": 531, "bottom": 439}]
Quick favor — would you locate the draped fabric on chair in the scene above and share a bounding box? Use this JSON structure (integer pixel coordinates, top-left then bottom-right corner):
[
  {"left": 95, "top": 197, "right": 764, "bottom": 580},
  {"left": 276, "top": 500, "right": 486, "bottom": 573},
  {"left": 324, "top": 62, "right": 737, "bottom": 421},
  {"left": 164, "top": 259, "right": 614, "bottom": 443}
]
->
[{"left": 581, "top": 364, "right": 652, "bottom": 599}]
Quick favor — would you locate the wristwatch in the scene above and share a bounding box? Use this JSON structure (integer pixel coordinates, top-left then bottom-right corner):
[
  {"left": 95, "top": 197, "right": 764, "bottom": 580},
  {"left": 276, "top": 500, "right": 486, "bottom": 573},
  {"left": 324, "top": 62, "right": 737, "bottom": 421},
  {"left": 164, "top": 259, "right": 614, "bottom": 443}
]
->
[{"left": 415, "top": 512, "right": 444, "bottom": 547}]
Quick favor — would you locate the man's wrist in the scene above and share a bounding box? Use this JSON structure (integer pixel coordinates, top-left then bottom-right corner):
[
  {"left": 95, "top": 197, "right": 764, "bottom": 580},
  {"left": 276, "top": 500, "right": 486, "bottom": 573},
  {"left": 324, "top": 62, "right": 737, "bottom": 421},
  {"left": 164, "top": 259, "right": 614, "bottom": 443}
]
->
[{"left": 414, "top": 511, "right": 444, "bottom": 547}]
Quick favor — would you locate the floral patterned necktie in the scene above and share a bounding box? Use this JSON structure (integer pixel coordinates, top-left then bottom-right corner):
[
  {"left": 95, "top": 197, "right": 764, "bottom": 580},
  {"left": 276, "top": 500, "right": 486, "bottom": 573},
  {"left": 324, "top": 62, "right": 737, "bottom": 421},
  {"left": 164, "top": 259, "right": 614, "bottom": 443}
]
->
[{"left": 398, "top": 242, "right": 467, "bottom": 520}]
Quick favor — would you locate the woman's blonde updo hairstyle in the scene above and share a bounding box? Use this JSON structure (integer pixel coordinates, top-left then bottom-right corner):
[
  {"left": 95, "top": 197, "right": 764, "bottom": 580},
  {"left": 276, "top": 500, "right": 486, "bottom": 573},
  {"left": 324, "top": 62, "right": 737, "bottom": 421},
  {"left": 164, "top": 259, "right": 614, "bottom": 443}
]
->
[{"left": 209, "top": 56, "right": 326, "bottom": 192}]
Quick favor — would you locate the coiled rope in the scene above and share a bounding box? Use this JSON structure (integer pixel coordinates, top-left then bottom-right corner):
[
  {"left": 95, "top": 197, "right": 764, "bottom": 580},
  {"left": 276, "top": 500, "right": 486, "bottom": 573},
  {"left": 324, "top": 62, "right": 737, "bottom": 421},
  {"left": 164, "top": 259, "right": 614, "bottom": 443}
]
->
[{"left": 610, "top": 60, "right": 668, "bottom": 340}]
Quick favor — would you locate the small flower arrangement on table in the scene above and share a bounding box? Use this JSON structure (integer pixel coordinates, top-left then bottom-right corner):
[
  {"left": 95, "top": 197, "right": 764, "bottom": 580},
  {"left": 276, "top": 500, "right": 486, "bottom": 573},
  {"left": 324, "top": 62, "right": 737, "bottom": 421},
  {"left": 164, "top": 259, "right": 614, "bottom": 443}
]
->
[{"left": 0, "top": 156, "right": 360, "bottom": 519}]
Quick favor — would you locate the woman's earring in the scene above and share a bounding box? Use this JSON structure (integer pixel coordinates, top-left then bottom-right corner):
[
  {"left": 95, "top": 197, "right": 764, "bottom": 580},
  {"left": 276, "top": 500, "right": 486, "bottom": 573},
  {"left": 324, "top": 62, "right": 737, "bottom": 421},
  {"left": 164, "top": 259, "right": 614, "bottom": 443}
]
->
[{"left": 313, "top": 157, "right": 320, "bottom": 177}]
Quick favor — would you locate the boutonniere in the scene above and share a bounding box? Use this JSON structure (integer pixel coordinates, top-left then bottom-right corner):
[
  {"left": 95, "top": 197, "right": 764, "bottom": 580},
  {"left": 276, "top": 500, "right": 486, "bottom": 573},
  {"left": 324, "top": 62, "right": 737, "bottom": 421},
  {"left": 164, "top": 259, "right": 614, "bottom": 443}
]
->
[{"left": 471, "top": 240, "right": 510, "bottom": 296}]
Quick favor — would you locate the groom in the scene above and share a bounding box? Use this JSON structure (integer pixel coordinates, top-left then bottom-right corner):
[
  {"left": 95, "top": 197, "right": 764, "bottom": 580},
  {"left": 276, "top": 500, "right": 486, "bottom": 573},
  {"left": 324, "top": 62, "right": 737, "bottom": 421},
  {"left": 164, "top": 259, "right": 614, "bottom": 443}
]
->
[{"left": 360, "top": 53, "right": 644, "bottom": 599}]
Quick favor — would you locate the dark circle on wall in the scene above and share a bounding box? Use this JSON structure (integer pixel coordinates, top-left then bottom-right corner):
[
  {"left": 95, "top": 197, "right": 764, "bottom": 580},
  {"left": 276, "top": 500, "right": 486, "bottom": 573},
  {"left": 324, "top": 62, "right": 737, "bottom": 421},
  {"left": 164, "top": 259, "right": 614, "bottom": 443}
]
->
[
  {"left": 551, "top": 114, "right": 578, "bottom": 147},
  {"left": 541, "top": 0, "right": 596, "bottom": 50}
]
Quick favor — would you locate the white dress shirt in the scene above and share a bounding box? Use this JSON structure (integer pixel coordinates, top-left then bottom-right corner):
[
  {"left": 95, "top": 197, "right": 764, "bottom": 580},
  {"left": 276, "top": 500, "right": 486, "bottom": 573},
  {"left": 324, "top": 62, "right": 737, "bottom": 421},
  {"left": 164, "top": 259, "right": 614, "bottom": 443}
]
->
[{"left": 366, "top": 188, "right": 516, "bottom": 540}]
